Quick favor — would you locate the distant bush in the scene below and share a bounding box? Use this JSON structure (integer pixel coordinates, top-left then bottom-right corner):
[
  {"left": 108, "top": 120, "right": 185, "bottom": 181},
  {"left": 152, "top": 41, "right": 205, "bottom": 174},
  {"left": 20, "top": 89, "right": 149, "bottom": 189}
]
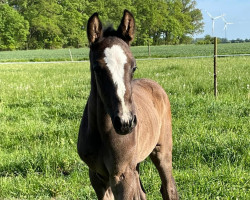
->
[
  {"left": 195, "top": 35, "right": 221, "bottom": 45},
  {"left": 231, "top": 39, "right": 245, "bottom": 43}
]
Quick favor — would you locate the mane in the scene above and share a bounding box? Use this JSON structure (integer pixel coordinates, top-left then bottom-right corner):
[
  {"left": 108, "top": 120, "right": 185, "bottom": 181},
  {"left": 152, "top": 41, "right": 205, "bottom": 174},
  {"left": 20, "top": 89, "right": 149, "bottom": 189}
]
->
[{"left": 103, "top": 25, "right": 118, "bottom": 38}]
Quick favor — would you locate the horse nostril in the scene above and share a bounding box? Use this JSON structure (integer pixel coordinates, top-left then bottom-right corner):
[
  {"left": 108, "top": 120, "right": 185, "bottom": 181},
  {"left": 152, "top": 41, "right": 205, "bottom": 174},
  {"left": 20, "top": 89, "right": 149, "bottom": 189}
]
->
[
  {"left": 113, "top": 114, "right": 137, "bottom": 134},
  {"left": 131, "top": 115, "right": 137, "bottom": 127},
  {"left": 114, "top": 116, "right": 122, "bottom": 129}
]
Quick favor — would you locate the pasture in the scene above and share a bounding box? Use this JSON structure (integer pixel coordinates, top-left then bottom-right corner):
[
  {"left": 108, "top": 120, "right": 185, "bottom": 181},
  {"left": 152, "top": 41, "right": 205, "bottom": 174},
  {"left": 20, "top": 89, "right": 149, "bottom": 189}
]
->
[
  {"left": 0, "top": 42, "right": 250, "bottom": 62},
  {"left": 0, "top": 56, "right": 249, "bottom": 199}
]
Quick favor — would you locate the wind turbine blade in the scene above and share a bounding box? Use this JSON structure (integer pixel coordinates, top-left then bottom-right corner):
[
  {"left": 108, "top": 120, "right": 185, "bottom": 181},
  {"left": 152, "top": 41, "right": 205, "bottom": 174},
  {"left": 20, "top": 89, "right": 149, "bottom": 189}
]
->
[
  {"left": 227, "top": 22, "right": 233, "bottom": 25},
  {"left": 206, "top": 10, "right": 213, "bottom": 18},
  {"left": 214, "top": 15, "right": 223, "bottom": 20},
  {"left": 222, "top": 17, "right": 227, "bottom": 23}
]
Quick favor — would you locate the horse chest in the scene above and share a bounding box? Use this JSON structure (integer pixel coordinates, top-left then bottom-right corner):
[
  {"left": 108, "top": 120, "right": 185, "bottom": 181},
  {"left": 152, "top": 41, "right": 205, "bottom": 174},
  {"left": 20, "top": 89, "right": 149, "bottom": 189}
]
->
[{"left": 80, "top": 139, "right": 108, "bottom": 174}]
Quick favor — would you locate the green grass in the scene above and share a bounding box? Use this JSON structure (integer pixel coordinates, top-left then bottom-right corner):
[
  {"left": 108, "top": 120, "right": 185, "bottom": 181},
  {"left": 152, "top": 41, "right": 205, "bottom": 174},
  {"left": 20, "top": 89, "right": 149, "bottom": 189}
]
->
[
  {"left": 0, "top": 56, "right": 249, "bottom": 199},
  {"left": 0, "top": 48, "right": 90, "bottom": 62},
  {"left": 0, "top": 43, "right": 250, "bottom": 62},
  {"left": 132, "top": 43, "right": 250, "bottom": 58}
]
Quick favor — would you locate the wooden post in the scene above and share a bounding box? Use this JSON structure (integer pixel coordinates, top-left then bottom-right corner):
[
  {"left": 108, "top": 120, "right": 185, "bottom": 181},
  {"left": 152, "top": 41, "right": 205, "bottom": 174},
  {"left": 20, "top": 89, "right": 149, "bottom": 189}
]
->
[
  {"left": 69, "top": 49, "right": 73, "bottom": 61},
  {"left": 214, "top": 37, "right": 217, "bottom": 98}
]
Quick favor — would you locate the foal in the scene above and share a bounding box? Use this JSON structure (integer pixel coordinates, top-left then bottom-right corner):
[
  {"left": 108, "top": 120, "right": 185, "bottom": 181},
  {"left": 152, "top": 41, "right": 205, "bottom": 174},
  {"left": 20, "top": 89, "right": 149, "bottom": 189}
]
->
[{"left": 77, "top": 10, "right": 178, "bottom": 200}]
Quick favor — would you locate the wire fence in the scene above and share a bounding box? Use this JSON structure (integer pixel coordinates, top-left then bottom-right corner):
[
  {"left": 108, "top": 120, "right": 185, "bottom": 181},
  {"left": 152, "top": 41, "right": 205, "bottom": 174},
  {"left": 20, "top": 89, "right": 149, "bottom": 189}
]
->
[
  {"left": 1, "top": 53, "right": 250, "bottom": 65},
  {"left": 1, "top": 43, "right": 250, "bottom": 64}
]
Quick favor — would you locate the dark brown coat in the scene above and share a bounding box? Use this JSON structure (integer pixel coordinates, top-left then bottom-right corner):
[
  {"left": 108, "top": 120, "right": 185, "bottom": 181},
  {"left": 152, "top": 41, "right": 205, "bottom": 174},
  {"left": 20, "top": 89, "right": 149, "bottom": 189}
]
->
[{"left": 77, "top": 10, "right": 179, "bottom": 200}]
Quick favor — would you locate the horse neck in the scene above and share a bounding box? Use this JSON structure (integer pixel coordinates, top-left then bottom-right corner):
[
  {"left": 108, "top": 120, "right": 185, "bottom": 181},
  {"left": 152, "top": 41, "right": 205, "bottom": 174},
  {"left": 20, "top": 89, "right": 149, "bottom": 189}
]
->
[
  {"left": 89, "top": 65, "right": 111, "bottom": 130},
  {"left": 89, "top": 65, "right": 98, "bottom": 109},
  {"left": 90, "top": 67, "right": 97, "bottom": 95}
]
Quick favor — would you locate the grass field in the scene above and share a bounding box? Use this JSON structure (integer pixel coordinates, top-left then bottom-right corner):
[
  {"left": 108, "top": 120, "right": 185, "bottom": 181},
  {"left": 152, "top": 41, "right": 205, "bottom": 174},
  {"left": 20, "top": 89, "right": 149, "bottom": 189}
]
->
[
  {"left": 0, "top": 56, "right": 249, "bottom": 199},
  {"left": 0, "top": 43, "right": 250, "bottom": 62}
]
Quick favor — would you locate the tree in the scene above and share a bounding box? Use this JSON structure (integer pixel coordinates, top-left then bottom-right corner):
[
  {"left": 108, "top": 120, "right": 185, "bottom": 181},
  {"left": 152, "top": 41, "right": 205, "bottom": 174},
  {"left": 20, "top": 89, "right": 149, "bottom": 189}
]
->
[
  {"left": 0, "top": 3, "right": 29, "bottom": 50},
  {"left": 133, "top": 0, "right": 203, "bottom": 45},
  {"left": 85, "top": 0, "right": 134, "bottom": 27},
  {"left": 133, "top": 0, "right": 169, "bottom": 45},
  {"left": 84, "top": 0, "right": 203, "bottom": 45},
  {"left": 163, "top": 0, "right": 185, "bottom": 44},
  {"left": 3, "top": 0, "right": 204, "bottom": 48},
  {"left": 58, "top": 0, "right": 89, "bottom": 48},
  {"left": 8, "top": 0, "right": 63, "bottom": 49},
  {"left": 8, "top": 0, "right": 88, "bottom": 49},
  {"left": 163, "top": 0, "right": 203, "bottom": 44},
  {"left": 181, "top": 0, "right": 203, "bottom": 35}
]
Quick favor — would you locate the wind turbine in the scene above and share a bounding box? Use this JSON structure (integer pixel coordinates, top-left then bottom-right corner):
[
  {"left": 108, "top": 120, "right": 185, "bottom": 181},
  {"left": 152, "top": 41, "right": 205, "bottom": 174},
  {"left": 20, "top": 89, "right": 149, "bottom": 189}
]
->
[
  {"left": 222, "top": 17, "right": 233, "bottom": 39},
  {"left": 206, "top": 11, "right": 225, "bottom": 36}
]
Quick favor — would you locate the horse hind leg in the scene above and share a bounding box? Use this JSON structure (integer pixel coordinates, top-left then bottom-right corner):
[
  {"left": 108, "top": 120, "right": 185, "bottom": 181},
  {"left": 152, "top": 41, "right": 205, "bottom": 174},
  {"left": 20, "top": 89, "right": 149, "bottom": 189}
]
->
[
  {"left": 150, "top": 144, "right": 179, "bottom": 200},
  {"left": 89, "top": 169, "right": 114, "bottom": 200}
]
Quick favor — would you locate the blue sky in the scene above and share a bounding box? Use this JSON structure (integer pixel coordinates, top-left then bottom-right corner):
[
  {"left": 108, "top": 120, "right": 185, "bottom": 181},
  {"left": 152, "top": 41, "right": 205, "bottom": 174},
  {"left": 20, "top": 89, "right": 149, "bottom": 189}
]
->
[{"left": 194, "top": 0, "right": 250, "bottom": 39}]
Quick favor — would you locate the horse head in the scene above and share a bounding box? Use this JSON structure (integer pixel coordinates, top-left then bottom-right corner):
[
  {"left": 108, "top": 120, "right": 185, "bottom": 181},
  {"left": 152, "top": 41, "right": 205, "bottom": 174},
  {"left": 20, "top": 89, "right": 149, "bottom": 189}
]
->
[{"left": 87, "top": 10, "right": 137, "bottom": 135}]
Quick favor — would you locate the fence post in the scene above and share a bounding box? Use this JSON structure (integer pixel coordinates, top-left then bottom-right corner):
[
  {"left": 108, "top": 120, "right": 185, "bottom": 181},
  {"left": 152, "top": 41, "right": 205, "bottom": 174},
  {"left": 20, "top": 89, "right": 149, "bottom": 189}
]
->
[
  {"left": 69, "top": 49, "right": 73, "bottom": 61},
  {"left": 214, "top": 37, "right": 217, "bottom": 98}
]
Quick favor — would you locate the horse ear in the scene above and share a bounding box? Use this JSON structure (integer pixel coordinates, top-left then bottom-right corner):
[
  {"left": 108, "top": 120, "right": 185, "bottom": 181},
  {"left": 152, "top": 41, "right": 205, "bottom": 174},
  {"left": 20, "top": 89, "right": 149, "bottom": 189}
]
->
[
  {"left": 117, "top": 9, "right": 135, "bottom": 45},
  {"left": 87, "top": 12, "right": 103, "bottom": 45}
]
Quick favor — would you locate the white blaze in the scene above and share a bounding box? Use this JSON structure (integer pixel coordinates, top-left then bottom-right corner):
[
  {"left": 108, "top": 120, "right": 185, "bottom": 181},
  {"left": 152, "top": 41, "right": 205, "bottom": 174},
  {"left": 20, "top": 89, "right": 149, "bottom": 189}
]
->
[{"left": 104, "top": 45, "right": 130, "bottom": 122}]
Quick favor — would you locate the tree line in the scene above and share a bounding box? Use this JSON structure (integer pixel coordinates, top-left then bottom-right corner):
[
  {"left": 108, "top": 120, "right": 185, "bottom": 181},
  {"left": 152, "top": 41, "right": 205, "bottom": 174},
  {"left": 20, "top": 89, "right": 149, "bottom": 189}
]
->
[
  {"left": 0, "top": 0, "right": 203, "bottom": 50},
  {"left": 194, "top": 35, "right": 250, "bottom": 45}
]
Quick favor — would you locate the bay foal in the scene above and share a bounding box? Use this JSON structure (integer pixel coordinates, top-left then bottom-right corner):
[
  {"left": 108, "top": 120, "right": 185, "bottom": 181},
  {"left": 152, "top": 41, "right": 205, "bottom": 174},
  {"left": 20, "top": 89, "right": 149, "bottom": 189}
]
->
[{"left": 77, "top": 10, "right": 178, "bottom": 200}]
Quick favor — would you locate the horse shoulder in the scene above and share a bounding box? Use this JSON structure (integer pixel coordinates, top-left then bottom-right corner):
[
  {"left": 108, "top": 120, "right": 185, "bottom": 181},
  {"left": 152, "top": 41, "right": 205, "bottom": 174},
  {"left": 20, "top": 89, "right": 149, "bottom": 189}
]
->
[
  {"left": 77, "top": 99, "right": 103, "bottom": 171},
  {"left": 132, "top": 78, "right": 170, "bottom": 111},
  {"left": 132, "top": 78, "right": 171, "bottom": 128}
]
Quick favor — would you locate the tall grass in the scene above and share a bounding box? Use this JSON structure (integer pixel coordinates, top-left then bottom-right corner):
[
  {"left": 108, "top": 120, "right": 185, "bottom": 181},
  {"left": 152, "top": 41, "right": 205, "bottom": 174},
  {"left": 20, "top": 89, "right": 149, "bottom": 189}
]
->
[{"left": 0, "top": 57, "right": 249, "bottom": 199}]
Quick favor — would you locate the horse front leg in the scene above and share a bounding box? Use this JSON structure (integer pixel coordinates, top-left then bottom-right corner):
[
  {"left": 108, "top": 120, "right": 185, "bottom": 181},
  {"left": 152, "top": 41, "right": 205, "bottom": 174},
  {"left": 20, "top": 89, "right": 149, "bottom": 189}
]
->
[
  {"left": 110, "top": 167, "right": 146, "bottom": 200},
  {"left": 89, "top": 169, "right": 114, "bottom": 200},
  {"left": 150, "top": 145, "right": 179, "bottom": 200}
]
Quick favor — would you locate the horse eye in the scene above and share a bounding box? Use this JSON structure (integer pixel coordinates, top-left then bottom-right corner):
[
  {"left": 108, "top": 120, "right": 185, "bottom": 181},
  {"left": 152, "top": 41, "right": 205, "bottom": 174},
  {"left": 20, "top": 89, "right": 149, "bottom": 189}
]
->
[{"left": 132, "top": 66, "right": 137, "bottom": 73}]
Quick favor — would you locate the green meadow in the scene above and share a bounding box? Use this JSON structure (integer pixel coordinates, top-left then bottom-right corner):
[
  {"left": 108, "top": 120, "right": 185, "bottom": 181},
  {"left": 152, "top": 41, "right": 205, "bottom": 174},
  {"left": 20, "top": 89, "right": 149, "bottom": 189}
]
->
[
  {"left": 0, "top": 56, "right": 249, "bottom": 199},
  {"left": 0, "top": 42, "right": 250, "bottom": 62}
]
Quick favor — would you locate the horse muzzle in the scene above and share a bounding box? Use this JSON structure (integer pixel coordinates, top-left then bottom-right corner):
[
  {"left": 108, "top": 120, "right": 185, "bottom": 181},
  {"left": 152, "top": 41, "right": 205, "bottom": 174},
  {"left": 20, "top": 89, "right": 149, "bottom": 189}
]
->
[{"left": 113, "top": 114, "right": 137, "bottom": 135}]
